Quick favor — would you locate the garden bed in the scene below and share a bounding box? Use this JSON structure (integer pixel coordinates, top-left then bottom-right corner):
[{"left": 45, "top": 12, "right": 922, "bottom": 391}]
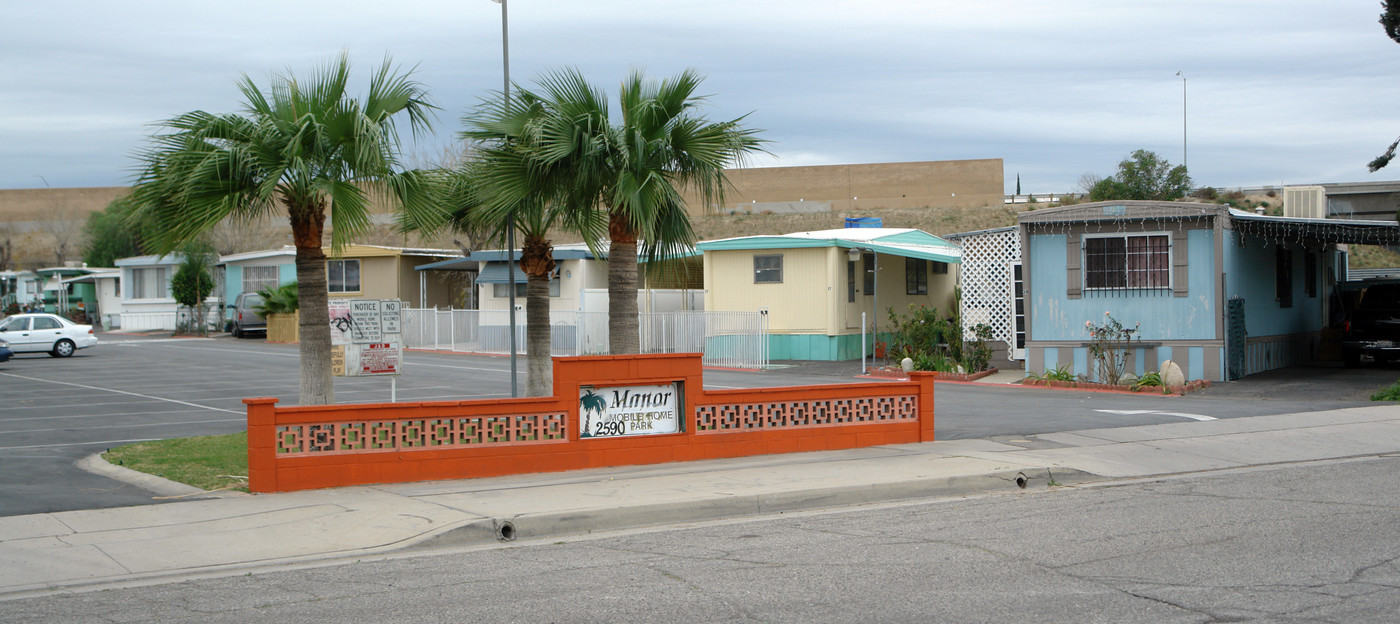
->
[
  {"left": 863, "top": 366, "right": 999, "bottom": 382},
  {"left": 1018, "top": 378, "right": 1212, "bottom": 395}
]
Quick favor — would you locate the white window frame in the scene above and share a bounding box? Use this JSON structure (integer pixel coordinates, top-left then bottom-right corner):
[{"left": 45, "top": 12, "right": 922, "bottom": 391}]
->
[
  {"left": 753, "top": 254, "right": 783, "bottom": 284},
  {"left": 129, "top": 267, "right": 170, "bottom": 300},
  {"left": 1082, "top": 231, "right": 1173, "bottom": 291},
  {"left": 327, "top": 259, "right": 361, "bottom": 294}
]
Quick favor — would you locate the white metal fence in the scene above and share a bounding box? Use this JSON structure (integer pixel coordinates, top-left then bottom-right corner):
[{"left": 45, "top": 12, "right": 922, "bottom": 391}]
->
[
  {"left": 402, "top": 308, "right": 769, "bottom": 369},
  {"left": 116, "top": 307, "right": 222, "bottom": 332}
]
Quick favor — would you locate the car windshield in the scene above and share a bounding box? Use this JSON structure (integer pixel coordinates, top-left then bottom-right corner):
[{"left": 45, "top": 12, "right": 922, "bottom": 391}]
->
[
  {"left": 1359, "top": 285, "right": 1400, "bottom": 310},
  {"left": 0, "top": 317, "right": 16, "bottom": 331}
]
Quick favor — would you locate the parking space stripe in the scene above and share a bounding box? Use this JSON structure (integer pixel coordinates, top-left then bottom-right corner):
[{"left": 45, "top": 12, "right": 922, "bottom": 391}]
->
[
  {"left": 1, "top": 409, "right": 194, "bottom": 422},
  {"left": 0, "top": 417, "right": 247, "bottom": 435},
  {"left": 0, "top": 438, "right": 163, "bottom": 451},
  {"left": 0, "top": 372, "right": 243, "bottom": 415}
]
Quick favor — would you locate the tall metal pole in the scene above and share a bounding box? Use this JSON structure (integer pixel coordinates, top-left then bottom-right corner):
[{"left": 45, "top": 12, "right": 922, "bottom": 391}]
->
[
  {"left": 1177, "top": 71, "right": 1187, "bottom": 171},
  {"left": 492, "top": 0, "right": 518, "bottom": 397},
  {"left": 871, "top": 251, "right": 878, "bottom": 362}
]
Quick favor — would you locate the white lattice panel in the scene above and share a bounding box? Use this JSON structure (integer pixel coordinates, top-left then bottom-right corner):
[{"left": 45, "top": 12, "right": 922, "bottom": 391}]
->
[{"left": 955, "top": 229, "right": 1020, "bottom": 353}]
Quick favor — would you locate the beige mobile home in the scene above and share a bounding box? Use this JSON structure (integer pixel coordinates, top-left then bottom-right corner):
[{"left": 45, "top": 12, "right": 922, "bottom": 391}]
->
[{"left": 698, "top": 228, "right": 961, "bottom": 360}]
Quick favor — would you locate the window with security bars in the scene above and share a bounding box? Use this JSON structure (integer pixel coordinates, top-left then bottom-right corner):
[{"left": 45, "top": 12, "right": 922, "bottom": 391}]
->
[
  {"left": 242, "top": 266, "right": 279, "bottom": 294},
  {"left": 1084, "top": 234, "right": 1170, "bottom": 290}
]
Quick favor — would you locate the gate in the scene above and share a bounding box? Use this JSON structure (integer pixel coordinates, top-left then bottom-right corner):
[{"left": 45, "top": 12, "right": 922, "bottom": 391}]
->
[{"left": 1227, "top": 297, "right": 1246, "bottom": 380}]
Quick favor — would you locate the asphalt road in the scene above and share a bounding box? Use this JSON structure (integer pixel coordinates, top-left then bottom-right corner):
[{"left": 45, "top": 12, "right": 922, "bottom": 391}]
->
[
  {"left": 0, "top": 333, "right": 1394, "bottom": 517},
  {"left": 7, "top": 455, "right": 1398, "bottom": 622}
]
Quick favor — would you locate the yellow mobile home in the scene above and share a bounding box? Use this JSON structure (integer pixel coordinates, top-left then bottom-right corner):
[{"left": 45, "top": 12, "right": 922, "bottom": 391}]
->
[{"left": 698, "top": 228, "right": 961, "bottom": 360}]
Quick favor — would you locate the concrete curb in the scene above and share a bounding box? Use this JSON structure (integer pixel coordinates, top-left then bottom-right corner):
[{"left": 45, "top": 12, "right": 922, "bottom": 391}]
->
[
  {"left": 407, "top": 466, "right": 1100, "bottom": 551},
  {"left": 77, "top": 454, "right": 247, "bottom": 501}
]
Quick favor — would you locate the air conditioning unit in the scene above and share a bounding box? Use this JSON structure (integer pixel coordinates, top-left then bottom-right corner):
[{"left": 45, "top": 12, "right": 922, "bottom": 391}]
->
[{"left": 1283, "top": 186, "right": 1326, "bottom": 219}]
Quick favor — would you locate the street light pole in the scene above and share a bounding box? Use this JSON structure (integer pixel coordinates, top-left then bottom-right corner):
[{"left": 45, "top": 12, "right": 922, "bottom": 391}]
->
[
  {"left": 1176, "top": 71, "right": 1187, "bottom": 171},
  {"left": 490, "top": 0, "right": 518, "bottom": 397}
]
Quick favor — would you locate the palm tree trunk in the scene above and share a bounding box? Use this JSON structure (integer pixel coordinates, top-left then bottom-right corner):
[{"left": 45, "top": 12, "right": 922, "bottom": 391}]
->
[
  {"left": 521, "top": 234, "right": 556, "bottom": 397},
  {"left": 608, "top": 212, "right": 640, "bottom": 355},
  {"left": 524, "top": 276, "right": 552, "bottom": 397},
  {"left": 290, "top": 203, "right": 334, "bottom": 406}
]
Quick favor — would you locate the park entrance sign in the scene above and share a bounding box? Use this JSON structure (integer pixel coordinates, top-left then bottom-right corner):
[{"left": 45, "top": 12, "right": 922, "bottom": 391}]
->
[{"left": 578, "top": 383, "right": 682, "bottom": 438}]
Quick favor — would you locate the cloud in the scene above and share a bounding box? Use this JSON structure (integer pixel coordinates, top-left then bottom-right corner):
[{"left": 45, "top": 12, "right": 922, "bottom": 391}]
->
[{"left": 2, "top": 0, "right": 1400, "bottom": 195}]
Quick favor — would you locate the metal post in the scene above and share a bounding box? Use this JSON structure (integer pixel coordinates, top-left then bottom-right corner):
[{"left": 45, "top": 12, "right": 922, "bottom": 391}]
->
[
  {"left": 872, "top": 252, "right": 878, "bottom": 362},
  {"left": 1177, "top": 71, "right": 1187, "bottom": 170},
  {"left": 861, "top": 311, "right": 867, "bottom": 375},
  {"left": 492, "top": 0, "right": 519, "bottom": 397}
]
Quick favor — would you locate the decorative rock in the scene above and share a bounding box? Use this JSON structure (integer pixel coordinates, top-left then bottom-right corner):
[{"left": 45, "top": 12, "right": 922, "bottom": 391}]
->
[
  {"left": 900, "top": 357, "right": 915, "bottom": 373},
  {"left": 1159, "top": 360, "right": 1186, "bottom": 387}
]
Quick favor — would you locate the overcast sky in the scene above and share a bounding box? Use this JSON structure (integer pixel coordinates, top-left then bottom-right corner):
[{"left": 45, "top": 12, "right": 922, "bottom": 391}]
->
[{"left": 4, "top": 0, "right": 1399, "bottom": 195}]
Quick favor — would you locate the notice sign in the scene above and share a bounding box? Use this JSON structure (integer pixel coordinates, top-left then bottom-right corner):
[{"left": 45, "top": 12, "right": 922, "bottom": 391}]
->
[
  {"left": 329, "top": 301, "right": 352, "bottom": 346},
  {"left": 356, "top": 342, "right": 402, "bottom": 376},
  {"left": 331, "top": 299, "right": 404, "bottom": 376},
  {"left": 348, "top": 300, "right": 383, "bottom": 343},
  {"left": 380, "top": 300, "right": 401, "bottom": 334},
  {"left": 578, "top": 383, "right": 682, "bottom": 438},
  {"left": 331, "top": 344, "right": 346, "bottom": 376}
]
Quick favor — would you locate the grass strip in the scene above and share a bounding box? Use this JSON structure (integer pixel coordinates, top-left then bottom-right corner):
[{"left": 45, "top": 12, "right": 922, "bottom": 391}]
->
[
  {"left": 1373, "top": 378, "right": 1400, "bottom": 402},
  {"left": 103, "top": 432, "right": 249, "bottom": 493}
]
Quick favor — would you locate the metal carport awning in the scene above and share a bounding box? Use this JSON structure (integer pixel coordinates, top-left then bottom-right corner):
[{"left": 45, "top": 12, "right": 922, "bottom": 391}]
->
[
  {"left": 1229, "top": 211, "right": 1400, "bottom": 247},
  {"left": 475, "top": 262, "right": 527, "bottom": 284}
]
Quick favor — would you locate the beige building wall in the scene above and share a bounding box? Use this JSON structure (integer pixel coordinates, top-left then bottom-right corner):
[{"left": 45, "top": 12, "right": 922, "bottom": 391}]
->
[
  {"left": 321, "top": 246, "right": 459, "bottom": 307},
  {"left": 327, "top": 255, "right": 395, "bottom": 302},
  {"left": 0, "top": 187, "right": 129, "bottom": 225},
  {"left": 704, "top": 247, "right": 833, "bottom": 334},
  {"left": 705, "top": 246, "right": 961, "bottom": 337},
  {"left": 684, "top": 158, "right": 1004, "bottom": 216}
]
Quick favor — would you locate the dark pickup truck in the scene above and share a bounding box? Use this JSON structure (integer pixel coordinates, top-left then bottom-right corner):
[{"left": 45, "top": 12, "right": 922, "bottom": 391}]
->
[{"left": 1340, "top": 281, "right": 1400, "bottom": 367}]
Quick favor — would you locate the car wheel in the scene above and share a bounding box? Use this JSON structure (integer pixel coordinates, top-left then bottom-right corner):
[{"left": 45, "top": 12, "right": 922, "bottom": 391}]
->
[
  {"left": 232, "top": 324, "right": 243, "bottom": 339},
  {"left": 51, "top": 339, "right": 76, "bottom": 358}
]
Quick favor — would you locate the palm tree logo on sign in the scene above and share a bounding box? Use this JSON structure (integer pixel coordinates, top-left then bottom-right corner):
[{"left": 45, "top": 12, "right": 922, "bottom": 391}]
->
[{"left": 579, "top": 389, "right": 607, "bottom": 438}]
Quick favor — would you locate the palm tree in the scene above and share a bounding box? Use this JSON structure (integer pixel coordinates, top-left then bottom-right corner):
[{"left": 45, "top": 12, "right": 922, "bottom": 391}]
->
[
  {"left": 605, "top": 69, "right": 767, "bottom": 353},
  {"left": 130, "top": 53, "right": 442, "bottom": 405},
  {"left": 434, "top": 157, "right": 604, "bottom": 396},
  {"left": 464, "top": 68, "right": 765, "bottom": 354}
]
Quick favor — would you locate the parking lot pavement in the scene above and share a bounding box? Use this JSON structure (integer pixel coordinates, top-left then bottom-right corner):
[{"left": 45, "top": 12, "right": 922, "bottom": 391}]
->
[{"left": 0, "top": 334, "right": 1395, "bottom": 517}]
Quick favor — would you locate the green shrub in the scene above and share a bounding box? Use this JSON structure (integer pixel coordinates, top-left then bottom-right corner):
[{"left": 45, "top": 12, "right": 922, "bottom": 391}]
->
[
  {"left": 254, "top": 281, "right": 299, "bottom": 316},
  {"left": 1026, "top": 365, "right": 1075, "bottom": 384},
  {"left": 1130, "top": 370, "right": 1165, "bottom": 392},
  {"left": 886, "top": 304, "right": 951, "bottom": 366},
  {"left": 1373, "top": 379, "right": 1400, "bottom": 401},
  {"left": 964, "top": 323, "right": 994, "bottom": 373}
]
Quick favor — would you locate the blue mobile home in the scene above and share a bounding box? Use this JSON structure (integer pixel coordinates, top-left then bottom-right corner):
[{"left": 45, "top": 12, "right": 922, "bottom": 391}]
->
[{"left": 1020, "top": 201, "right": 1400, "bottom": 382}]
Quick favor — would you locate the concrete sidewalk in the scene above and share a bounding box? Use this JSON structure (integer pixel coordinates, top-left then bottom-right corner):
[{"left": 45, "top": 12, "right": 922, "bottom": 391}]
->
[{"left": 2, "top": 404, "right": 1398, "bottom": 599}]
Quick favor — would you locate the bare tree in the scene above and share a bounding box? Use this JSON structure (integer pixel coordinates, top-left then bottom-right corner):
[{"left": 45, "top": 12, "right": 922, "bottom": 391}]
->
[
  {"left": 33, "top": 198, "right": 87, "bottom": 267},
  {"left": 0, "top": 223, "right": 14, "bottom": 271},
  {"left": 1077, "top": 173, "right": 1103, "bottom": 196}
]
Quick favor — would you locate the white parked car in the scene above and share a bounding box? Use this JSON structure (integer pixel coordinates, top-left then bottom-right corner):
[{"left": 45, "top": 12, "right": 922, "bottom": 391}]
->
[{"left": 0, "top": 313, "right": 99, "bottom": 357}]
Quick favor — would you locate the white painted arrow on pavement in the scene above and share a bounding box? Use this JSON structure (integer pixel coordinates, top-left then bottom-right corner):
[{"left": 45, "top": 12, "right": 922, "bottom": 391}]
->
[{"left": 1096, "top": 409, "right": 1217, "bottom": 421}]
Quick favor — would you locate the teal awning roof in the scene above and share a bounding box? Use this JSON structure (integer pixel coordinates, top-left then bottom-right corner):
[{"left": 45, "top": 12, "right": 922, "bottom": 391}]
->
[{"left": 696, "top": 228, "right": 962, "bottom": 263}]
